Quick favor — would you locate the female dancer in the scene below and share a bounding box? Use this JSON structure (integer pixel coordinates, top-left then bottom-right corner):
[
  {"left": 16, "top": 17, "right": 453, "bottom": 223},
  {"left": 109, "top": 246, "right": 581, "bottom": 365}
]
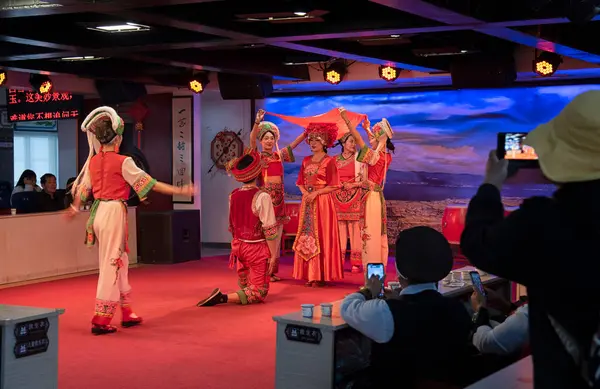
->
[
  {"left": 293, "top": 122, "right": 343, "bottom": 287},
  {"left": 332, "top": 133, "right": 367, "bottom": 273},
  {"left": 340, "top": 108, "right": 395, "bottom": 270},
  {"left": 249, "top": 109, "right": 305, "bottom": 281},
  {"left": 66, "top": 106, "right": 195, "bottom": 335}
]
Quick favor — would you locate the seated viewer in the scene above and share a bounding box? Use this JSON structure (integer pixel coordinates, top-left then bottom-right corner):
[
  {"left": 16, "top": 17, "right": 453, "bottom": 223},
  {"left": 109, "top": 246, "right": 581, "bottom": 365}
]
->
[{"left": 340, "top": 226, "right": 473, "bottom": 388}]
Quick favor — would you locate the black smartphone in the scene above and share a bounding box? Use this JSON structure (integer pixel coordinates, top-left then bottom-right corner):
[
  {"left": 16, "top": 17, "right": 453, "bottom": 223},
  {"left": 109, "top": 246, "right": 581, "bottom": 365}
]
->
[
  {"left": 367, "top": 263, "right": 385, "bottom": 298},
  {"left": 496, "top": 132, "right": 539, "bottom": 169},
  {"left": 469, "top": 271, "right": 486, "bottom": 297}
]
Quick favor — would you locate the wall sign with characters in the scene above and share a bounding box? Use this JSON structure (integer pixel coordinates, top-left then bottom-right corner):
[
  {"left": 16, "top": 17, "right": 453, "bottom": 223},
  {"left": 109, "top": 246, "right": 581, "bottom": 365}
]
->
[{"left": 171, "top": 97, "right": 194, "bottom": 204}]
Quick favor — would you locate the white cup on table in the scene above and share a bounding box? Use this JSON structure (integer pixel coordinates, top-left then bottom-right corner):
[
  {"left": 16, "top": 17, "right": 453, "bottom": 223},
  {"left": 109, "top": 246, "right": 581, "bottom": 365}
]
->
[{"left": 301, "top": 304, "right": 314, "bottom": 318}]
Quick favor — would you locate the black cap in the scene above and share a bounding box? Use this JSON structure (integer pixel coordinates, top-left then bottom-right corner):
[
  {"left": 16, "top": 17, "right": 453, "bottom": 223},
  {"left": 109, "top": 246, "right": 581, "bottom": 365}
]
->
[{"left": 395, "top": 226, "right": 453, "bottom": 283}]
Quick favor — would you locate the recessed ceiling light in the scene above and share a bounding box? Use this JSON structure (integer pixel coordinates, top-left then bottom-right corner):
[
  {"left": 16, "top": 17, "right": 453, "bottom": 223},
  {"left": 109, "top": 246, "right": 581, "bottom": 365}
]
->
[
  {"left": 60, "top": 56, "right": 106, "bottom": 62},
  {"left": 390, "top": 34, "right": 401, "bottom": 38},
  {"left": 294, "top": 11, "right": 307, "bottom": 16},
  {"left": 1, "top": 1, "right": 61, "bottom": 11},
  {"left": 88, "top": 22, "right": 150, "bottom": 33}
]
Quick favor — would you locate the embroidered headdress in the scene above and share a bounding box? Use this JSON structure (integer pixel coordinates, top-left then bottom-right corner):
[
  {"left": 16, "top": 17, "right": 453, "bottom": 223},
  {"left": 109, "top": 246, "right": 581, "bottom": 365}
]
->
[
  {"left": 227, "top": 149, "right": 263, "bottom": 183},
  {"left": 257, "top": 121, "right": 280, "bottom": 142},
  {"left": 338, "top": 132, "right": 353, "bottom": 145},
  {"left": 70, "top": 106, "right": 124, "bottom": 197},
  {"left": 305, "top": 122, "right": 338, "bottom": 148},
  {"left": 372, "top": 118, "right": 394, "bottom": 140}
]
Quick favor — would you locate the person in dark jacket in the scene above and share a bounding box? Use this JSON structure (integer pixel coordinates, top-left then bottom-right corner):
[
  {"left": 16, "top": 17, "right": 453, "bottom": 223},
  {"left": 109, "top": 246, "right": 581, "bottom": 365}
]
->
[
  {"left": 341, "top": 226, "right": 473, "bottom": 388},
  {"left": 461, "top": 90, "right": 600, "bottom": 389}
]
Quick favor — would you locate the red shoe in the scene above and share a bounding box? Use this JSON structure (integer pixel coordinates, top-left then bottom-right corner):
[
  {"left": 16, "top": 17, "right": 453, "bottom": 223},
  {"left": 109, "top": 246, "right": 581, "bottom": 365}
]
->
[
  {"left": 91, "top": 324, "right": 117, "bottom": 335},
  {"left": 121, "top": 316, "right": 143, "bottom": 328}
]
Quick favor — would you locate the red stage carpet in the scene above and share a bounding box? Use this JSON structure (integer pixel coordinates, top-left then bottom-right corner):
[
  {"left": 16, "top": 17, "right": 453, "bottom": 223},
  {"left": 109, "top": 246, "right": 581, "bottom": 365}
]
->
[{"left": 1, "top": 256, "right": 389, "bottom": 389}]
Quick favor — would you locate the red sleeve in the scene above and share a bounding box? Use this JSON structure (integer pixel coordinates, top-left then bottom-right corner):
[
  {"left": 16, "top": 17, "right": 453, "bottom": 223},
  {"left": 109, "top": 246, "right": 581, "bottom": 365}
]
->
[
  {"left": 326, "top": 157, "right": 340, "bottom": 187},
  {"left": 296, "top": 159, "right": 305, "bottom": 186}
]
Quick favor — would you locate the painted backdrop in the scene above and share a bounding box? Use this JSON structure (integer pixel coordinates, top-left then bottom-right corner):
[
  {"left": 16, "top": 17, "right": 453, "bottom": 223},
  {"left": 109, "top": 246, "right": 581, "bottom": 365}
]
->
[{"left": 265, "top": 84, "right": 600, "bottom": 242}]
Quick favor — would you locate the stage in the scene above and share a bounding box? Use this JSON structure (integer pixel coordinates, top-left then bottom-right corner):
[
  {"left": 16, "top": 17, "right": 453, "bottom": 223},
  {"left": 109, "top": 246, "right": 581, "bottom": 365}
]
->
[{"left": 1, "top": 254, "right": 385, "bottom": 389}]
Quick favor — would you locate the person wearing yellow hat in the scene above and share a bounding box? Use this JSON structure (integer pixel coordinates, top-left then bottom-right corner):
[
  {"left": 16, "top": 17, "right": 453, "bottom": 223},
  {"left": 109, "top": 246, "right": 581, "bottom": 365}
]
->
[
  {"left": 461, "top": 90, "right": 600, "bottom": 388},
  {"left": 66, "top": 106, "right": 196, "bottom": 335},
  {"left": 197, "top": 149, "right": 279, "bottom": 306}
]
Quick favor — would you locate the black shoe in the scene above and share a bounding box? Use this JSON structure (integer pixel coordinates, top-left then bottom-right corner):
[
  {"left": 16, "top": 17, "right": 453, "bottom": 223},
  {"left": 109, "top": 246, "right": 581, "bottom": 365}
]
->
[
  {"left": 196, "top": 288, "right": 226, "bottom": 307},
  {"left": 91, "top": 325, "right": 117, "bottom": 335}
]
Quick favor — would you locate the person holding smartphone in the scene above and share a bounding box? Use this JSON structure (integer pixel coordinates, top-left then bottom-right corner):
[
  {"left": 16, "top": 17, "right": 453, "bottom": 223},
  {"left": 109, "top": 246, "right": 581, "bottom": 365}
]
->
[
  {"left": 471, "top": 283, "right": 530, "bottom": 356},
  {"left": 461, "top": 90, "right": 600, "bottom": 388},
  {"left": 340, "top": 227, "right": 473, "bottom": 388}
]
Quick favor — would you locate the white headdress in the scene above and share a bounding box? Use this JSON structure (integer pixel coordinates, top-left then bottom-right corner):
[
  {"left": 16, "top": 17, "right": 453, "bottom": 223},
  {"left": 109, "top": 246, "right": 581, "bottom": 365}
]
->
[
  {"left": 372, "top": 118, "right": 394, "bottom": 153},
  {"left": 70, "top": 106, "right": 124, "bottom": 197}
]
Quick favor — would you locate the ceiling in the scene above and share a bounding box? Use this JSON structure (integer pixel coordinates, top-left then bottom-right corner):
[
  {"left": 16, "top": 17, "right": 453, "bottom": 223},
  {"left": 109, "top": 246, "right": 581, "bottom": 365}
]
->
[{"left": 1, "top": 0, "right": 600, "bottom": 89}]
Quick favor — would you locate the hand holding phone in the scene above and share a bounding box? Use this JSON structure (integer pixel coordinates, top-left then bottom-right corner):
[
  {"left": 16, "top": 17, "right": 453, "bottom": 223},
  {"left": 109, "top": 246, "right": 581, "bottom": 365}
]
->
[
  {"left": 469, "top": 271, "right": 486, "bottom": 297},
  {"left": 366, "top": 263, "right": 385, "bottom": 298}
]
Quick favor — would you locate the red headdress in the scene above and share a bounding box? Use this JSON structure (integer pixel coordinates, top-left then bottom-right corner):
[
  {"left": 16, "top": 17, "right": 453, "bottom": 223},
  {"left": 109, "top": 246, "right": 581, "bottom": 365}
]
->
[
  {"left": 226, "top": 149, "right": 263, "bottom": 183},
  {"left": 305, "top": 122, "right": 338, "bottom": 148}
]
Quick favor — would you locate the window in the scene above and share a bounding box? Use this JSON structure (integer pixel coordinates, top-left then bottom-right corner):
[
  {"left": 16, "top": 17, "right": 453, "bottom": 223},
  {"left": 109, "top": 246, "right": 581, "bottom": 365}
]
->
[{"left": 13, "top": 131, "right": 59, "bottom": 185}]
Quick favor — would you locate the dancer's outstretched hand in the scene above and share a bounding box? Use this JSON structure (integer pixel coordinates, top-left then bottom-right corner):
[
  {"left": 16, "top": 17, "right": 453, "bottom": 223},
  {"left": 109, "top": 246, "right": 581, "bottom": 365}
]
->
[
  {"left": 362, "top": 117, "right": 370, "bottom": 129},
  {"left": 63, "top": 206, "right": 78, "bottom": 222},
  {"left": 178, "top": 184, "right": 198, "bottom": 197},
  {"left": 256, "top": 109, "right": 265, "bottom": 122}
]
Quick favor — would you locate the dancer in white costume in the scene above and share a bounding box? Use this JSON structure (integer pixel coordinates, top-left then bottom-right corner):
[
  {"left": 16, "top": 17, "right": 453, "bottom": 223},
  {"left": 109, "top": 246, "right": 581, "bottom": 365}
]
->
[{"left": 66, "top": 106, "right": 196, "bottom": 335}]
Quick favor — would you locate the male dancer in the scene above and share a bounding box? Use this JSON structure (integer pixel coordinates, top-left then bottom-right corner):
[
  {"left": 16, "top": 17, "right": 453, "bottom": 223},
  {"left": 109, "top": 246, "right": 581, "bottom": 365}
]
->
[{"left": 197, "top": 150, "right": 279, "bottom": 306}]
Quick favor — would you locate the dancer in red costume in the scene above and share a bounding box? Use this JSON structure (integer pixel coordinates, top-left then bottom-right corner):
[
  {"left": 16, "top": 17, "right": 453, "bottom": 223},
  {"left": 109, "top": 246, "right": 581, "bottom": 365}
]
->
[
  {"left": 249, "top": 109, "right": 305, "bottom": 282},
  {"left": 332, "top": 133, "right": 368, "bottom": 274},
  {"left": 197, "top": 150, "right": 279, "bottom": 306},
  {"left": 66, "top": 106, "right": 196, "bottom": 335},
  {"left": 340, "top": 108, "right": 395, "bottom": 271},
  {"left": 293, "top": 123, "right": 344, "bottom": 287}
]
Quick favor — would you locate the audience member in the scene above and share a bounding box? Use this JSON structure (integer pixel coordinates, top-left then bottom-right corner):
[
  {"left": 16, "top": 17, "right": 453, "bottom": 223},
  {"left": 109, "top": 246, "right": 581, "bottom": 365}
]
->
[
  {"left": 340, "top": 226, "right": 473, "bottom": 388},
  {"left": 39, "top": 173, "right": 64, "bottom": 212},
  {"left": 461, "top": 90, "right": 600, "bottom": 389},
  {"left": 11, "top": 169, "right": 41, "bottom": 206},
  {"left": 471, "top": 288, "right": 530, "bottom": 356}
]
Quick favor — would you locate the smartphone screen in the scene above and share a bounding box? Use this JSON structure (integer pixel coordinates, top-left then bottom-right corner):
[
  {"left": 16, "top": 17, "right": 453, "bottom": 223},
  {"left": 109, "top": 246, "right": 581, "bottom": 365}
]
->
[
  {"left": 501, "top": 132, "right": 538, "bottom": 160},
  {"left": 469, "top": 271, "right": 486, "bottom": 297},
  {"left": 366, "top": 263, "right": 385, "bottom": 298}
]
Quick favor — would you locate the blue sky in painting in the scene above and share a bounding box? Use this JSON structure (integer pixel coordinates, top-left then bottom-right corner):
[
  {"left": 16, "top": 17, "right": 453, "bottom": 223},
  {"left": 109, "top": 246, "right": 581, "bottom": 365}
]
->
[
  {"left": 265, "top": 84, "right": 600, "bottom": 176},
  {"left": 265, "top": 84, "right": 600, "bottom": 200}
]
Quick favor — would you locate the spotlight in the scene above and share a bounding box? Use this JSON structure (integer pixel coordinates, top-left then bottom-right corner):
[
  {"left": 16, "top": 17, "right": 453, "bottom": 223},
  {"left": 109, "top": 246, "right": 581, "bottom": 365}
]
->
[
  {"left": 323, "top": 61, "right": 348, "bottom": 85},
  {"left": 188, "top": 73, "right": 210, "bottom": 94},
  {"left": 0, "top": 70, "right": 6, "bottom": 87},
  {"left": 533, "top": 52, "right": 562, "bottom": 77},
  {"left": 29, "top": 73, "right": 53, "bottom": 94},
  {"left": 378, "top": 65, "right": 399, "bottom": 82}
]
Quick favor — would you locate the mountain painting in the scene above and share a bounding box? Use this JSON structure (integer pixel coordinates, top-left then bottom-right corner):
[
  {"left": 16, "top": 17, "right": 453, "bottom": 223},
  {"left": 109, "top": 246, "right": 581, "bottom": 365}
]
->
[{"left": 264, "top": 84, "right": 600, "bottom": 240}]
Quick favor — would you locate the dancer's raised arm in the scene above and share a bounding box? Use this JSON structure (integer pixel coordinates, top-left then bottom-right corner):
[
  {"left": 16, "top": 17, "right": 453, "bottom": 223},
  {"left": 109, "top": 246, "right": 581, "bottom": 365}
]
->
[
  {"left": 249, "top": 109, "right": 266, "bottom": 150},
  {"left": 339, "top": 108, "right": 367, "bottom": 149}
]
